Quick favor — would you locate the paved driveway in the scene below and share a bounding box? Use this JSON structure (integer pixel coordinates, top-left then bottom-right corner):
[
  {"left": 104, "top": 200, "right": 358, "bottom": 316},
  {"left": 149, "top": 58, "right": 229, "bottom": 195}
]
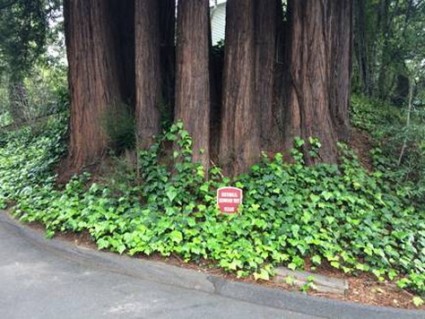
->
[{"left": 0, "top": 215, "right": 316, "bottom": 319}]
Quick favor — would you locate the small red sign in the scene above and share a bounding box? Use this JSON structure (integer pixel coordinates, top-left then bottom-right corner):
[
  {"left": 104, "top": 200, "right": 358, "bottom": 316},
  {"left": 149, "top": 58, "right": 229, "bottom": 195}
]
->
[{"left": 217, "top": 187, "right": 243, "bottom": 214}]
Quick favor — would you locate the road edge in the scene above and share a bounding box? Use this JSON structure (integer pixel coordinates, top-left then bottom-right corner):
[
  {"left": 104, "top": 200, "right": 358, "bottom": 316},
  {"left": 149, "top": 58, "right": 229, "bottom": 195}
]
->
[{"left": 1, "top": 211, "right": 423, "bottom": 319}]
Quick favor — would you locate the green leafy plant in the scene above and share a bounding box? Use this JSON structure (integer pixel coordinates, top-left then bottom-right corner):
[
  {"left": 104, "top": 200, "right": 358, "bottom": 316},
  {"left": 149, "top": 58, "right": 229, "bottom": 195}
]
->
[
  {"left": 301, "top": 276, "right": 317, "bottom": 293},
  {"left": 1, "top": 119, "right": 424, "bottom": 299}
]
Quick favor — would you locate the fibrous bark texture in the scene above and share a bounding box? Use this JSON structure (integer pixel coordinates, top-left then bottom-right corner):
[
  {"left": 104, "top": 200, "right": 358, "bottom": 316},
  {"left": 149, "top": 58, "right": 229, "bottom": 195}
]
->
[
  {"left": 219, "top": 0, "right": 259, "bottom": 176},
  {"left": 284, "top": 0, "right": 352, "bottom": 164},
  {"left": 64, "top": 0, "right": 122, "bottom": 171},
  {"left": 175, "top": 0, "right": 211, "bottom": 170},
  {"left": 329, "top": 0, "right": 352, "bottom": 141},
  {"left": 254, "top": 0, "right": 278, "bottom": 149},
  {"left": 135, "top": 0, "right": 162, "bottom": 149}
]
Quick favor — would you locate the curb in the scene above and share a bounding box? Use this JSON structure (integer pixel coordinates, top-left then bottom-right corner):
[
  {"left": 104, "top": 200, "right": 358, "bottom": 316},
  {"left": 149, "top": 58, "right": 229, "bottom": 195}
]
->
[{"left": 1, "top": 211, "right": 424, "bottom": 319}]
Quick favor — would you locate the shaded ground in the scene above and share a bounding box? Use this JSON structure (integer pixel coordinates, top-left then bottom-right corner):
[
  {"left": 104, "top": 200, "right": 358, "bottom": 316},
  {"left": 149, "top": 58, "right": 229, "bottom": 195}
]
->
[{"left": 349, "top": 128, "right": 375, "bottom": 171}]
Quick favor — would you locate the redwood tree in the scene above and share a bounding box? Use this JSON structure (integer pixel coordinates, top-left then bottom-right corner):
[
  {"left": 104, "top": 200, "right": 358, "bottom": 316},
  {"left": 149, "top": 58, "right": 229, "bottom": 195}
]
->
[
  {"left": 63, "top": 0, "right": 353, "bottom": 176},
  {"left": 219, "top": 0, "right": 259, "bottom": 176},
  {"left": 283, "top": 0, "right": 352, "bottom": 164},
  {"left": 254, "top": 0, "right": 279, "bottom": 149},
  {"left": 175, "top": 0, "right": 211, "bottom": 169},
  {"left": 64, "top": 0, "right": 123, "bottom": 171},
  {"left": 135, "top": 0, "right": 162, "bottom": 149},
  {"left": 329, "top": 0, "right": 353, "bottom": 141}
]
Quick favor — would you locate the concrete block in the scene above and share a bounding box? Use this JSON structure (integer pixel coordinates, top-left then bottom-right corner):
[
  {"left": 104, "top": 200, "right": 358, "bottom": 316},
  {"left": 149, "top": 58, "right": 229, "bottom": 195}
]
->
[{"left": 274, "top": 267, "right": 349, "bottom": 295}]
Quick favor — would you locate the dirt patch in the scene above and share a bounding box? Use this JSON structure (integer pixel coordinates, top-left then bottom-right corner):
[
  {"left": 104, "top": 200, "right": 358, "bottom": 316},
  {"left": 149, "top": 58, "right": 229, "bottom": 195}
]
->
[
  {"left": 349, "top": 128, "right": 375, "bottom": 171},
  {"left": 53, "top": 230, "right": 97, "bottom": 250},
  {"left": 55, "top": 156, "right": 102, "bottom": 187}
]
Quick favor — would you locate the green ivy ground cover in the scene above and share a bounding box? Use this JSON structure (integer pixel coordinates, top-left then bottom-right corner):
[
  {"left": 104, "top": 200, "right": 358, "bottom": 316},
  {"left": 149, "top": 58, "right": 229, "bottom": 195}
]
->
[{"left": 0, "top": 116, "right": 424, "bottom": 299}]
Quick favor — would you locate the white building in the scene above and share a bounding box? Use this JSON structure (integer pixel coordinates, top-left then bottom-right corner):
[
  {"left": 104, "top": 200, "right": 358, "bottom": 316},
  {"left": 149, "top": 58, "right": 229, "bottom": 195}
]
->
[{"left": 210, "top": 0, "right": 227, "bottom": 45}]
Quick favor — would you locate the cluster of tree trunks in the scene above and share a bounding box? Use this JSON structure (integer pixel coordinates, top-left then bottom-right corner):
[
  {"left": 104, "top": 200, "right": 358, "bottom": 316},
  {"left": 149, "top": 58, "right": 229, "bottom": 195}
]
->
[{"left": 64, "top": 0, "right": 353, "bottom": 176}]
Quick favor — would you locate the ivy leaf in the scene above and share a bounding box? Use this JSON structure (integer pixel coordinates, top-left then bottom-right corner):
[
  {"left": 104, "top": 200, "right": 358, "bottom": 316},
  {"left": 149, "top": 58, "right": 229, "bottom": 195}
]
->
[
  {"left": 228, "top": 259, "right": 242, "bottom": 270},
  {"left": 170, "top": 230, "right": 183, "bottom": 243},
  {"left": 166, "top": 187, "right": 178, "bottom": 203},
  {"left": 311, "top": 255, "right": 321, "bottom": 265},
  {"left": 322, "top": 191, "right": 332, "bottom": 201},
  {"left": 253, "top": 269, "right": 270, "bottom": 281},
  {"left": 291, "top": 224, "right": 300, "bottom": 236},
  {"left": 200, "top": 184, "right": 209, "bottom": 193},
  {"left": 288, "top": 263, "right": 297, "bottom": 270},
  {"left": 413, "top": 296, "right": 424, "bottom": 307},
  {"left": 117, "top": 244, "right": 126, "bottom": 254},
  {"left": 310, "top": 194, "right": 320, "bottom": 203},
  {"left": 97, "top": 238, "right": 109, "bottom": 250}
]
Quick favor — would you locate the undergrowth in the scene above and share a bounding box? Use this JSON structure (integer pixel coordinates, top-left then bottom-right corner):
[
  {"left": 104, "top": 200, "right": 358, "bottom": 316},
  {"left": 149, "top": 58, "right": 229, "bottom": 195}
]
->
[
  {"left": 0, "top": 114, "right": 424, "bottom": 299},
  {"left": 351, "top": 94, "right": 425, "bottom": 206}
]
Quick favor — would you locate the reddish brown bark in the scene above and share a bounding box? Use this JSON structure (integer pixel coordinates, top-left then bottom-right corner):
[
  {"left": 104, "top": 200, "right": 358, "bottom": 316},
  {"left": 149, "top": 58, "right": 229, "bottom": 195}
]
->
[
  {"left": 219, "top": 0, "right": 259, "bottom": 176},
  {"left": 135, "top": 0, "right": 162, "bottom": 149},
  {"left": 175, "top": 0, "right": 211, "bottom": 170},
  {"left": 329, "top": 0, "right": 352, "bottom": 141},
  {"left": 254, "top": 0, "right": 278, "bottom": 149},
  {"left": 64, "top": 0, "right": 122, "bottom": 171},
  {"left": 284, "top": 0, "right": 352, "bottom": 164}
]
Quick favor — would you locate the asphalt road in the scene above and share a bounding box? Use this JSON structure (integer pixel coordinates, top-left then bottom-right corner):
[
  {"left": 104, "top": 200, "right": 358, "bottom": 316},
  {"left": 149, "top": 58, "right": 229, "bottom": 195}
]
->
[
  {"left": 1, "top": 212, "right": 423, "bottom": 319},
  {"left": 0, "top": 216, "right": 317, "bottom": 319}
]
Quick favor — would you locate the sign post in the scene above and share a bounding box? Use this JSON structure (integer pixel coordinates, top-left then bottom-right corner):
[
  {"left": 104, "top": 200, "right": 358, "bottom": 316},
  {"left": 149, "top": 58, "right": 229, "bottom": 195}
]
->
[{"left": 217, "top": 187, "right": 243, "bottom": 214}]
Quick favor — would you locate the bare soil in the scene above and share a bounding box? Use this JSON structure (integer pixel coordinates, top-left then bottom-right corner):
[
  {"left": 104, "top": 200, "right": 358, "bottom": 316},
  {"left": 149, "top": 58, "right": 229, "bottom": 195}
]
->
[{"left": 349, "top": 128, "right": 375, "bottom": 171}]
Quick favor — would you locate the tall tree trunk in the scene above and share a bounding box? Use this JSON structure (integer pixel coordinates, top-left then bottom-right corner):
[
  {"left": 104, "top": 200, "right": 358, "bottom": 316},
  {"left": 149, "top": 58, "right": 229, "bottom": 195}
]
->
[
  {"left": 134, "top": 0, "right": 162, "bottom": 149},
  {"left": 219, "top": 0, "right": 259, "bottom": 176},
  {"left": 284, "top": 0, "right": 351, "bottom": 164},
  {"left": 175, "top": 0, "right": 211, "bottom": 170},
  {"left": 254, "top": 0, "right": 278, "bottom": 149},
  {"left": 64, "top": 0, "right": 122, "bottom": 171},
  {"left": 329, "top": 0, "right": 352, "bottom": 141}
]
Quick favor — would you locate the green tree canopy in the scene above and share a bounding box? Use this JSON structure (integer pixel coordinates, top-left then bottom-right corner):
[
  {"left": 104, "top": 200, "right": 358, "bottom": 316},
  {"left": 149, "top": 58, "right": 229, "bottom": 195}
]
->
[{"left": 0, "top": 0, "right": 61, "bottom": 80}]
